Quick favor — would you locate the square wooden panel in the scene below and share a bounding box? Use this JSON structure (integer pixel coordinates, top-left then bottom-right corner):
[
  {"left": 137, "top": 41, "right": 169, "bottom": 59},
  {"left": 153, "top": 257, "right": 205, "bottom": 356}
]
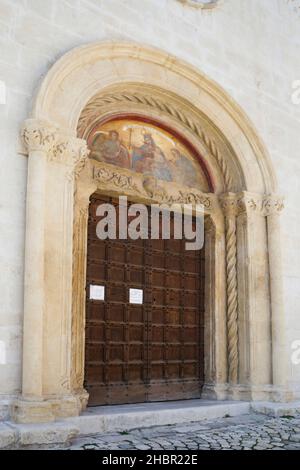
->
[
  {"left": 86, "top": 323, "right": 105, "bottom": 341},
  {"left": 148, "top": 239, "right": 165, "bottom": 251},
  {"left": 167, "top": 271, "right": 182, "bottom": 288},
  {"left": 128, "top": 246, "right": 144, "bottom": 266},
  {"left": 151, "top": 344, "right": 165, "bottom": 361},
  {"left": 166, "top": 326, "right": 181, "bottom": 343},
  {"left": 85, "top": 364, "right": 104, "bottom": 384},
  {"left": 127, "top": 266, "right": 144, "bottom": 284},
  {"left": 108, "top": 264, "right": 126, "bottom": 283},
  {"left": 166, "top": 289, "right": 182, "bottom": 307},
  {"left": 108, "top": 244, "right": 126, "bottom": 263},
  {"left": 87, "top": 261, "right": 106, "bottom": 282},
  {"left": 184, "top": 254, "right": 201, "bottom": 273},
  {"left": 106, "top": 303, "right": 125, "bottom": 322},
  {"left": 129, "top": 344, "right": 143, "bottom": 361},
  {"left": 152, "top": 325, "right": 164, "bottom": 342},
  {"left": 183, "top": 309, "right": 197, "bottom": 326},
  {"left": 107, "top": 364, "right": 124, "bottom": 382},
  {"left": 129, "top": 324, "right": 144, "bottom": 342},
  {"left": 184, "top": 273, "right": 198, "bottom": 290},
  {"left": 85, "top": 343, "right": 105, "bottom": 363},
  {"left": 88, "top": 241, "right": 106, "bottom": 261},
  {"left": 87, "top": 302, "right": 106, "bottom": 321},
  {"left": 108, "top": 324, "right": 125, "bottom": 342},
  {"left": 151, "top": 287, "right": 165, "bottom": 306},
  {"left": 128, "top": 364, "right": 144, "bottom": 381},
  {"left": 166, "top": 254, "right": 181, "bottom": 271},
  {"left": 151, "top": 306, "right": 165, "bottom": 324},
  {"left": 106, "top": 284, "right": 127, "bottom": 302},
  {"left": 165, "top": 308, "right": 180, "bottom": 325},
  {"left": 128, "top": 305, "right": 144, "bottom": 323},
  {"left": 108, "top": 344, "right": 124, "bottom": 362},
  {"left": 150, "top": 269, "right": 165, "bottom": 287}
]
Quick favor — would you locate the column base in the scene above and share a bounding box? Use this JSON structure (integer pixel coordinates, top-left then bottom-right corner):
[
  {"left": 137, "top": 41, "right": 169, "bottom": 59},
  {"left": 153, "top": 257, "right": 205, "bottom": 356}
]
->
[
  {"left": 201, "top": 383, "right": 229, "bottom": 400},
  {"left": 11, "top": 390, "right": 89, "bottom": 424}
]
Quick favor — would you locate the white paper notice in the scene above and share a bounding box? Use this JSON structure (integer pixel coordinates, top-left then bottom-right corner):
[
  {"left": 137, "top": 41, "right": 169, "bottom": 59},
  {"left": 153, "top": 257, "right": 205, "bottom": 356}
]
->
[
  {"left": 129, "top": 288, "right": 143, "bottom": 305},
  {"left": 90, "top": 285, "right": 105, "bottom": 301}
]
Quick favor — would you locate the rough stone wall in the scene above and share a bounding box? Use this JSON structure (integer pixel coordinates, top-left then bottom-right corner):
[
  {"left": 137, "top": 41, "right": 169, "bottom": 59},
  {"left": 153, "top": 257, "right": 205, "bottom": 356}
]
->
[{"left": 0, "top": 0, "right": 299, "bottom": 406}]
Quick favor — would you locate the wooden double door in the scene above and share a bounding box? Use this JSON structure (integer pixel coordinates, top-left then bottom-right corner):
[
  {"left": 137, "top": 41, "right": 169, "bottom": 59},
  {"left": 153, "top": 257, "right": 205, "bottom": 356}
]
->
[{"left": 84, "top": 194, "right": 205, "bottom": 406}]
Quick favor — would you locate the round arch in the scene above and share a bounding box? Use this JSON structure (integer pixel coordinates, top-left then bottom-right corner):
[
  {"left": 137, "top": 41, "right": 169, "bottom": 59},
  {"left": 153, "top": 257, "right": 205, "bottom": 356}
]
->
[{"left": 12, "top": 42, "right": 289, "bottom": 424}]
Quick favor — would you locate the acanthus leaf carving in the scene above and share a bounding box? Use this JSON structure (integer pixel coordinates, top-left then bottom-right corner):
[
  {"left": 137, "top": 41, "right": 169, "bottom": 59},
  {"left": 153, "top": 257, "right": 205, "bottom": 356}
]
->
[{"left": 21, "top": 119, "right": 57, "bottom": 154}]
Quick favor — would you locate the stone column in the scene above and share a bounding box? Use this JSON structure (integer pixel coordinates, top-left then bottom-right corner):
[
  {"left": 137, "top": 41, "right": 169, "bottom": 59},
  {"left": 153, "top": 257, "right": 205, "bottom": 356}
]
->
[
  {"left": 12, "top": 119, "right": 89, "bottom": 423},
  {"left": 220, "top": 193, "right": 239, "bottom": 385}
]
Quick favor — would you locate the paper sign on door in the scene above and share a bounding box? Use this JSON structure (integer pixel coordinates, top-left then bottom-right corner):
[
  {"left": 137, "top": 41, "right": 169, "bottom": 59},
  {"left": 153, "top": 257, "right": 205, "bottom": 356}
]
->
[
  {"left": 129, "top": 288, "right": 143, "bottom": 305},
  {"left": 90, "top": 285, "right": 105, "bottom": 301}
]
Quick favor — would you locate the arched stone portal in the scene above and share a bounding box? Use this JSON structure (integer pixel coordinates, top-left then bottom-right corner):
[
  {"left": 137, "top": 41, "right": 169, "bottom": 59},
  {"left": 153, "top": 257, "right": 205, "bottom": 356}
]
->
[{"left": 12, "top": 42, "right": 290, "bottom": 424}]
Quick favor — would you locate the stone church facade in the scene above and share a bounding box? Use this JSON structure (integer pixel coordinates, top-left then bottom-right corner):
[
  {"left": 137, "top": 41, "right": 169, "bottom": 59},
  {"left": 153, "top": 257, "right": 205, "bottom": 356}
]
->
[{"left": 0, "top": 0, "right": 300, "bottom": 428}]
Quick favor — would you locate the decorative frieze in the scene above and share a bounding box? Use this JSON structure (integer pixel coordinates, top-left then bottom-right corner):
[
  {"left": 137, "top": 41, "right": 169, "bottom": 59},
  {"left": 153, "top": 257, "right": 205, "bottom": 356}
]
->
[{"left": 92, "top": 162, "right": 213, "bottom": 209}]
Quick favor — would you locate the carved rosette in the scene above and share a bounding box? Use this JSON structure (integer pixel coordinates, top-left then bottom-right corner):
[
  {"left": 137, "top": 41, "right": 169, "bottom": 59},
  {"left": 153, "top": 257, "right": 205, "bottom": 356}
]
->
[{"left": 220, "top": 193, "right": 239, "bottom": 384}]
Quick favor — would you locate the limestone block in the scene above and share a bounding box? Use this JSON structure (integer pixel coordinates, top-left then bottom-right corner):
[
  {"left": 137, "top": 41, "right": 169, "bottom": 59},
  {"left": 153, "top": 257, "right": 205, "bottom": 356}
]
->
[
  {"left": 251, "top": 401, "right": 300, "bottom": 417},
  {"left": 0, "top": 423, "right": 16, "bottom": 449},
  {"left": 16, "top": 422, "right": 79, "bottom": 447}
]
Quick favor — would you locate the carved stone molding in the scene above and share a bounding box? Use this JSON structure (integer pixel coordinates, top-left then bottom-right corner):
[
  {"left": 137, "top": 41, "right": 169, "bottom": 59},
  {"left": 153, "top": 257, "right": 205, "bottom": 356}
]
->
[
  {"left": 78, "top": 92, "right": 233, "bottom": 189},
  {"left": 92, "top": 162, "right": 213, "bottom": 210},
  {"left": 220, "top": 192, "right": 285, "bottom": 217},
  {"left": 237, "top": 193, "right": 285, "bottom": 216}
]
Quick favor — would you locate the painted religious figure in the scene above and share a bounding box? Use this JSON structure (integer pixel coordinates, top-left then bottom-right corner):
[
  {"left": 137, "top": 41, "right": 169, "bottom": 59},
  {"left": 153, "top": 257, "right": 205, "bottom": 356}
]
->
[
  {"left": 89, "top": 130, "right": 131, "bottom": 169},
  {"left": 132, "top": 133, "right": 172, "bottom": 182},
  {"left": 88, "top": 119, "right": 209, "bottom": 191}
]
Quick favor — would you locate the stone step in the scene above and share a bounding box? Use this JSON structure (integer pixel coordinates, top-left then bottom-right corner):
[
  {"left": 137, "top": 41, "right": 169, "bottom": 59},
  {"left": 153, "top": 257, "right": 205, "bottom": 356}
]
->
[
  {"left": 66, "top": 399, "right": 251, "bottom": 436},
  {"left": 0, "top": 400, "right": 251, "bottom": 448}
]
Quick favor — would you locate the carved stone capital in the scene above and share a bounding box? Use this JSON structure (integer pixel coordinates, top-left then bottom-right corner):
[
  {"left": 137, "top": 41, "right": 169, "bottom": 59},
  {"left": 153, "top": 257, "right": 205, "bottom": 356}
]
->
[
  {"left": 52, "top": 137, "right": 89, "bottom": 167},
  {"left": 21, "top": 119, "right": 57, "bottom": 154},
  {"left": 21, "top": 119, "right": 90, "bottom": 172},
  {"left": 237, "top": 192, "right": 284, "bottom": 216},
  {"left": 219, "top": 193, "right": 239, "bottom": 217}
]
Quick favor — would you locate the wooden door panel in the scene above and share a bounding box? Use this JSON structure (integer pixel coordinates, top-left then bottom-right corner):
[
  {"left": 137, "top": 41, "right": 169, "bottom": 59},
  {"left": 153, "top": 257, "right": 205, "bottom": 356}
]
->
[{"left": 84, "top": 194, "right": 205, "bottom": 406}]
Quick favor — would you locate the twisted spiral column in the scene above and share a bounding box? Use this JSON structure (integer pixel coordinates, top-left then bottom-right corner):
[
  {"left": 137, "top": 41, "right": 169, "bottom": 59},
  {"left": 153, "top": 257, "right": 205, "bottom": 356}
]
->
[{"left": 221, "top": 194, "right": 239, "bottom": 384}]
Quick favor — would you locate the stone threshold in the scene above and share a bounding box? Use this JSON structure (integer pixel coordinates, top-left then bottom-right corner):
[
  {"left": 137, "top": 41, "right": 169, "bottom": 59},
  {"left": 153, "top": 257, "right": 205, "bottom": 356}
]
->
[
  {"left": 0, "top": 399, "right": 249, "bottom": 449},
  {"left": 1, "top": 399, "right": 300, "bottom": 449}
]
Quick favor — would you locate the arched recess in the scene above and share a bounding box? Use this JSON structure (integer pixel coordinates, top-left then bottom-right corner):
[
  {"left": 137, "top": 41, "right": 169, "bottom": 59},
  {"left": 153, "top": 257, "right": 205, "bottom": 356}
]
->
[{"left": 12, "top": 42, "right": 290, "bottom": 424}]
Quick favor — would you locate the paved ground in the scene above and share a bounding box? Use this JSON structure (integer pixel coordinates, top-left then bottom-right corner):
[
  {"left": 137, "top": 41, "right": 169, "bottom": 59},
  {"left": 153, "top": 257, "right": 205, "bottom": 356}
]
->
[{"left": 64, "top": 413, "right": 300, "bottom": 450}]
